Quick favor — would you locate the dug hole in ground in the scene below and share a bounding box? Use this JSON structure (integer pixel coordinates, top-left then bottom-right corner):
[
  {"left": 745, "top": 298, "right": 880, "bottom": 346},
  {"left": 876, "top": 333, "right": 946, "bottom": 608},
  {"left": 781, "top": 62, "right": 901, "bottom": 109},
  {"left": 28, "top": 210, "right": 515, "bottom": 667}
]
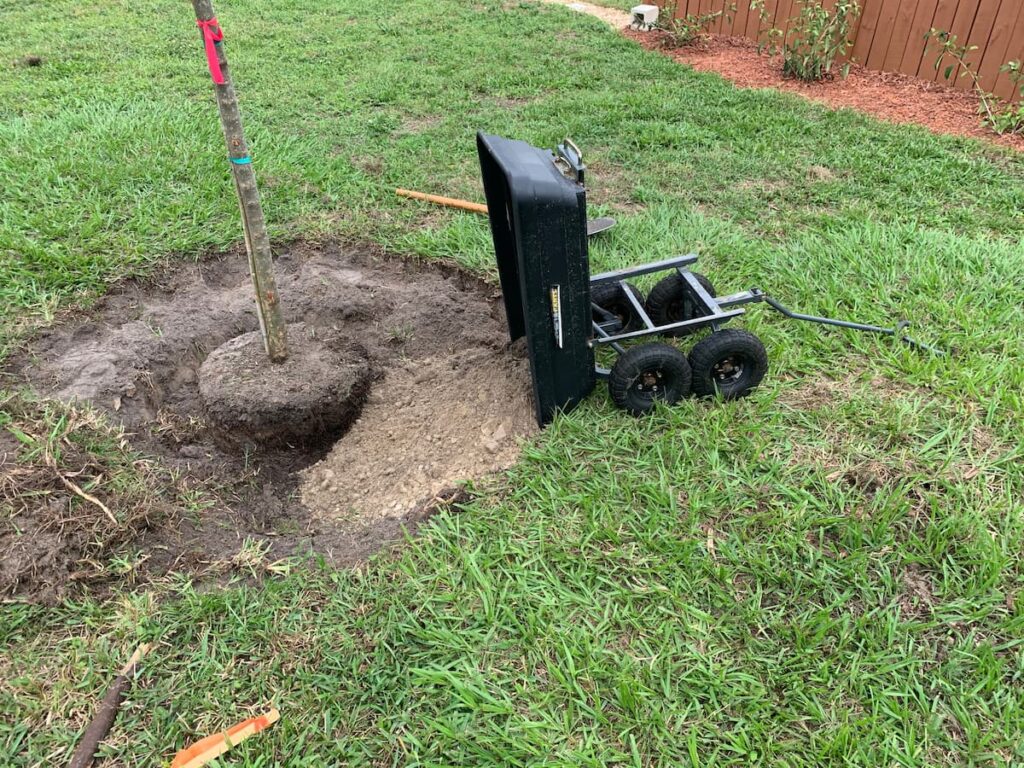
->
[{"left": 2, "top": 241, "right": 537, "bottom": 602}]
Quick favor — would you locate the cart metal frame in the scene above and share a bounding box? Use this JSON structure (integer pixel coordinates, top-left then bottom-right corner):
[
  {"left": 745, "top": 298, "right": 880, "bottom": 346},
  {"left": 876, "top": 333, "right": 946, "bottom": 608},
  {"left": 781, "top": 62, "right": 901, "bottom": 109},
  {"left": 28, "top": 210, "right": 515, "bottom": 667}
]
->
[{"left": 590, "top": 254, "right": 942, "bottom": 379}]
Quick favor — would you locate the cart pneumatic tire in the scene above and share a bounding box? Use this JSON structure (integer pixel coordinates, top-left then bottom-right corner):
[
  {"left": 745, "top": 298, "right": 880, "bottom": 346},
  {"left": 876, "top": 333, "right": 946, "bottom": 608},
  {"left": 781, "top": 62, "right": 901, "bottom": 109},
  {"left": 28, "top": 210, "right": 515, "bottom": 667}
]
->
[
  {"left": 591, "top": 282, "right": 646, "bottom": 334},
  {"left": 608, "top": 343, "right": 692, "bottom": 416},
  {"left": 645, "top": 272, "right": 716, "bottom": 337},
  {"left": 689, "top": 329, "right": 768, "bottom": 400}
]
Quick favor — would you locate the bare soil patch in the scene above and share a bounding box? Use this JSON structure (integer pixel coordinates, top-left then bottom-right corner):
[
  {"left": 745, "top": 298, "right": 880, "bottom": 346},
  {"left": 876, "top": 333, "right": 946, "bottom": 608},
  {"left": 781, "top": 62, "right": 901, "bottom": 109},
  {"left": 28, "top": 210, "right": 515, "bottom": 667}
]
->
[
  {"left": 625, "top": 31, "right": 1024, "bottom": 152},
  {"left": 302, "top": 345, "right": 535, "bottom": 523},
  {"left": 2, "top": 241, "right": 536, "bottom": 602},
  {"left": 899, "top": 563, "right": 937, "bottom": 620},
  {"left": 539, "top": 0, "right": 632, "bottom": 28}
]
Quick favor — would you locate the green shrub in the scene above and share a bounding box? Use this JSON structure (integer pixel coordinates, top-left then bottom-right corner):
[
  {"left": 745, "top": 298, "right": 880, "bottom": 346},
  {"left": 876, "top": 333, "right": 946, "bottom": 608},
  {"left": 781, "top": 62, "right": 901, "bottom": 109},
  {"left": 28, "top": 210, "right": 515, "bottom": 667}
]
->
[
  {"left": 780, "top": 0, "right": 860, "bottom": 81},
  {"left": 928, "top": 29, "right": 1024, "bottom": 136}
]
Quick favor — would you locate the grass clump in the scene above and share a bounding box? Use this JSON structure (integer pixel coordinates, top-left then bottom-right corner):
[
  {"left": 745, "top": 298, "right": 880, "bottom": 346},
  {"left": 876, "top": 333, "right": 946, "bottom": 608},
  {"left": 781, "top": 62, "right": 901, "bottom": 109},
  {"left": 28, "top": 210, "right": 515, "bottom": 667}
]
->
[{"left": 0, "top": 394, "right": 180, "bottom": 600}]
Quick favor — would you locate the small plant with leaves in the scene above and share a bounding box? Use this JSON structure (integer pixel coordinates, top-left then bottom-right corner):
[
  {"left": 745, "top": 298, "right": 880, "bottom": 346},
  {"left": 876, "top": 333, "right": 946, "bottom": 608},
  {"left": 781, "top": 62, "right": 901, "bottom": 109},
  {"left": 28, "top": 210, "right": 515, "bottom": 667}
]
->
[
  {"left": 656, "top": 0, "right": 735, "bottom": 47},
  {"left": 991, "top": 61, "right": 1024, "bottom": 135},
  {"left": 749, "top": 0, "right": 783, "bottom": 55},
  {"left": 928, "top": 29, "right": 1024, "bottom": 136},
  {"left": 780, "top": 0, "right": 861, "bottom": 81}
]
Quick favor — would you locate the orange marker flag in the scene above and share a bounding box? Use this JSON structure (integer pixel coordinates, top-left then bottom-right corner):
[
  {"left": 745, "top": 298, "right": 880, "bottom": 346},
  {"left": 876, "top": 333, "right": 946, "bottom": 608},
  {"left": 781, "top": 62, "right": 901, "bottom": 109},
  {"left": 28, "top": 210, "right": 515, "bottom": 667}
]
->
[{"left": 170, "top": 708, "right": 280, "bottom": 768}]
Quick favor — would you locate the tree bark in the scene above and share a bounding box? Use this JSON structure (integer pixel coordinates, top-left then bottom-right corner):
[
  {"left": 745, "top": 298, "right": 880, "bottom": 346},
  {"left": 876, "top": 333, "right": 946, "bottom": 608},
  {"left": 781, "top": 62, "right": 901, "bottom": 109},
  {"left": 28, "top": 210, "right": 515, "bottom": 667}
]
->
[{"left": 191, "top": 0, "right": 288, "bottom": 362}]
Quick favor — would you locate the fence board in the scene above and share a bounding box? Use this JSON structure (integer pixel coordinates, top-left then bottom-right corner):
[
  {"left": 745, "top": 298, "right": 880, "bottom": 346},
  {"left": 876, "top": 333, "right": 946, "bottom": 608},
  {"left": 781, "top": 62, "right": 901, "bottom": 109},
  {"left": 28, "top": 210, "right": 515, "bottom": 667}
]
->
[
  {"left": 721, "top": 0, "right": 737, "bottom": 35},
  {"left": 882, "top": 0, "right": 924, "bottom": 71},
  {"left": 774, "top": 0, "right": 798, "bottom": 41},
  {"left": 756, "top": 0, "right": 780, "bottom": 42},
  {"left": 714, "top": 0, "right": 729, "bottom": 34},
  {"left": 866, "top": 0, "right": 904, "bottom": 69},
  {"left": 851, "top": 0, "right": 885, "bottom": 64},
  {"left": 950, "top": 0, "right": 999, "bottom": 90},
  {"left": 729, "top": 0, "right": 750, "bottom": 37},
  {"left": 971, "top": 0, "right": 1007, "bottom": 85},
  {"left": 921, "top": 0, "right": 958, "bottom": 77},
  {"left": 941, "top": 0, "right": 983, "bottom": 85},
  {"left": 899, "top": 0, "right": 941, "bottom": 75},
  {"left": 743, "top": 0, "right": 766, "bottom": 42},
  {"left": 991, "top": 3, "right": 1024, "bottom": 100}
]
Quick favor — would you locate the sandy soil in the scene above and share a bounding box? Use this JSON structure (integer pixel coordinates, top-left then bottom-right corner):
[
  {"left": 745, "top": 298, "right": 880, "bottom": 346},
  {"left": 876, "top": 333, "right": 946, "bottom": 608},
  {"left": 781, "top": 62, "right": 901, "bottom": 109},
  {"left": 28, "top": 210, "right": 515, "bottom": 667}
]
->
[
  {"left": 540, "top": 0, "right": 632, "bottom": 27},
  {"left": 3, "top": 242, "right": 537, "bottom": 601},
  {"left": 301, "top": 345, "right": 535, "bottom": 524}
]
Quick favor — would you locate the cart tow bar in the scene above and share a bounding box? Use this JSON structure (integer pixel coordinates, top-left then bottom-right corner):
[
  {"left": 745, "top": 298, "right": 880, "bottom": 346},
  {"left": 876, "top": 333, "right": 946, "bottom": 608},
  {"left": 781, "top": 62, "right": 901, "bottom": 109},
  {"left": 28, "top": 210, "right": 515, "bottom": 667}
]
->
[{"left": 754, "top": 291, "right": 945, "bottom": 355}]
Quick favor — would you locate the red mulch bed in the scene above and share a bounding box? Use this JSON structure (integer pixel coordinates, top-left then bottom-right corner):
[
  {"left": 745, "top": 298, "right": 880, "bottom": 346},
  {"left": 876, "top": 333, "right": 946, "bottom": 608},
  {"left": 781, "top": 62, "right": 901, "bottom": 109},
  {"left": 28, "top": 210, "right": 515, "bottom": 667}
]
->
[{"left": 625, "top": 30, "right": 1024, "bottom": 152}]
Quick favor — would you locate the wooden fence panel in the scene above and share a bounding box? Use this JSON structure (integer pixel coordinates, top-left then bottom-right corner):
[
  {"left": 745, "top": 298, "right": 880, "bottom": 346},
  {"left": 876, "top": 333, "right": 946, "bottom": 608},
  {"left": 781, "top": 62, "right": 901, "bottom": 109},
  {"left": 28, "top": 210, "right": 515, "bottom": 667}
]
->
[
  {"left": 664, "top": 0, "right": 1022, "bottom": 99},
  {"left": 919, "top": 0, "right": 961, "bottom": 77},
  {"left": 973, "top": 0, "right": 1012, "bottom": 91},
  {"left": 774, "top": 0, "right": 799, "bottom": 41},
  {"left": 898, "top": 0, "right": 941, "bottom": 77},
  {"left": 880, "top": 0, "right": 921, "bottom": 71},
  {"left": 740, "top": 0, "right": 764, "bottom": 42},
  {"left": 992, "top": 4, "right": 1024, "bottom": 100},
  {"left": 850, "top": 0, "right": 886, "bottom": 65},
  {"left": 940, "top": 0, "right": 986, "bottom": 84},
  {"left": 866, "top": 0, "right": 903, "bottom": 70}
]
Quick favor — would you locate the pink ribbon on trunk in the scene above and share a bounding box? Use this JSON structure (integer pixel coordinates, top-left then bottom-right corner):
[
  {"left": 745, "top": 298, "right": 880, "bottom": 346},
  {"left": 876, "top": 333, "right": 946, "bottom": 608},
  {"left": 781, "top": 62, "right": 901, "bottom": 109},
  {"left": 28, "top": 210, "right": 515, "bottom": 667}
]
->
[{"left": 196, "top": 17, "right": 225, "bottom": 84}]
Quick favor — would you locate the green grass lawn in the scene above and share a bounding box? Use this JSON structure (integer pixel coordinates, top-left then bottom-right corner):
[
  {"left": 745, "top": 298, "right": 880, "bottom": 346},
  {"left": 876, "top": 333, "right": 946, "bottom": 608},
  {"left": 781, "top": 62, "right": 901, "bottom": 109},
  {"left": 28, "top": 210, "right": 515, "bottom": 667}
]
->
[
  {"left": 585, "top": 0, "right": 636, "bottom": 12},
  {"left": 2, "top": 0, "right": 1024, "bottom": 765}
]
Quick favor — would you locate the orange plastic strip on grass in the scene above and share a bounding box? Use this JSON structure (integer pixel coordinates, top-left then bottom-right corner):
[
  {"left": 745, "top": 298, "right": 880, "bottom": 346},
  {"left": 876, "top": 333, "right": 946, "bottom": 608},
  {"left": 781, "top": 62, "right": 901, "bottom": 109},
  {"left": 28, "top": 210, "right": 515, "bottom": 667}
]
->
[
  {"left": 170, "top": 708, "right": 280, "bottom": 768},
  {"left": 395, "top": 188, "right": 489, "bottom": 214}
]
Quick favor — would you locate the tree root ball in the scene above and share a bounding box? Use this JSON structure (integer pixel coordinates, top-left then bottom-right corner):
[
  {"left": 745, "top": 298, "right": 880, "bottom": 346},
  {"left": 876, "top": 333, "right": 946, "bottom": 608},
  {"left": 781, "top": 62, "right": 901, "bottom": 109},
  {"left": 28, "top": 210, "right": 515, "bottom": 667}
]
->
[{"left": 199, "top": 324, "right": 371, "bottom": 450}]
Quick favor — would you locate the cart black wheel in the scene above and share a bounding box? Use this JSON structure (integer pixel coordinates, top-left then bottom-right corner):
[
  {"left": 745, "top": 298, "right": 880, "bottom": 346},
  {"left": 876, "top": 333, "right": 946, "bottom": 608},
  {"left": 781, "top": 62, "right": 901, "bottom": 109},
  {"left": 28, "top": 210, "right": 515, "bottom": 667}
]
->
[
  {"left": 645, "top": 272, "right": 716, "bottom": 337},
  {"left": 591, "top": 282, "right": 646, "bottom": 334},
  {"left": 689, "top": 329, "right": 768, "bottom": 400},
  {"left": 608, "top": 343, "right": 692, "bottom": 416}
]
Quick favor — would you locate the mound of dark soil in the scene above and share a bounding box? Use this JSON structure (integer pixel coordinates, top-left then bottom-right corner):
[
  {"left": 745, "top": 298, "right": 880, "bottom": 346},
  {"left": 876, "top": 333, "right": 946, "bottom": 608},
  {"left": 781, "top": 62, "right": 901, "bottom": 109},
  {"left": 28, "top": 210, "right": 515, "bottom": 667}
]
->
[{"left": 2, "top": 241, "right": 538, "bottom": 602}]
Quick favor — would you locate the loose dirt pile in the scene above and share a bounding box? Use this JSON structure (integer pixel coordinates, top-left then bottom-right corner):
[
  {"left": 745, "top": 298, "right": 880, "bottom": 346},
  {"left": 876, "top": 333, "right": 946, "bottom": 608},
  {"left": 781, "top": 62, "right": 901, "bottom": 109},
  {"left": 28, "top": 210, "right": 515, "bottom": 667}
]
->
[
  {"left": 3, "top": 241, "right": 538, "bottom": 601},
  {"left": 302, "top": 346, "right": 535, "bottom": 523}
]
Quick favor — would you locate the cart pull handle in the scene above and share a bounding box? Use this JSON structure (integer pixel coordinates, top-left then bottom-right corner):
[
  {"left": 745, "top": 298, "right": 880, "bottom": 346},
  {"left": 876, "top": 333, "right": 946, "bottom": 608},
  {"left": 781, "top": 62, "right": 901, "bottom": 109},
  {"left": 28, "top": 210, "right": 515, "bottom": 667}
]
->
[
  {"left": 760, "top": 294, "right": 945, "bottom": 355},
  {"left": 562, "top": 138, "right": 583, "bottom": 164}
]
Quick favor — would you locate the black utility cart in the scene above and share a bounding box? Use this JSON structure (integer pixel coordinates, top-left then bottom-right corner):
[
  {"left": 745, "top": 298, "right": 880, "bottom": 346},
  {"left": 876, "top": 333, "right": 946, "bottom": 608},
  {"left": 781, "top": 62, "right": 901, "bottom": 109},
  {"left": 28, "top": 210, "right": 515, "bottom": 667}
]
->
[{"left": 477, "top": 132, "right": 937, "bottom": 426}]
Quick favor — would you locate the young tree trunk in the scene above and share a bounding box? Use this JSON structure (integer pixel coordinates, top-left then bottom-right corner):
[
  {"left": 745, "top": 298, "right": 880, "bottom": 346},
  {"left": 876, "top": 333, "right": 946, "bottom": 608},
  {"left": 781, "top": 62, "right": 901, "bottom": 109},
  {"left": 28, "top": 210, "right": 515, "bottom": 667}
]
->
[{"left": 191, "top": 0, "right": 288, "bottom": 362}]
